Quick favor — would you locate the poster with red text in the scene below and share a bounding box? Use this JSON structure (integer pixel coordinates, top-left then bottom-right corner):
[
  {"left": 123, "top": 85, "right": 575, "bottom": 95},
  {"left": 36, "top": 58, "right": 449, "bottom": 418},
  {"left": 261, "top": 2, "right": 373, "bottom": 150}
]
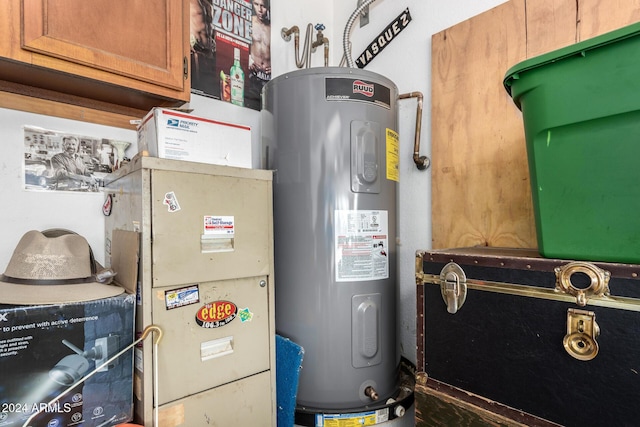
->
[{"left": 190, "top": 0, "right": 271, "bottom": 110}]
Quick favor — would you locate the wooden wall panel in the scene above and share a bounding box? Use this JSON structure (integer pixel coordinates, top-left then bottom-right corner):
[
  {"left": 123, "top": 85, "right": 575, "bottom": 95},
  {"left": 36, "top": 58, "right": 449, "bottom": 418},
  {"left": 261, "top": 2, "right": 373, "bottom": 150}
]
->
[
  {"left": 578, "top": 0, "right": 640, "bottom": 39},
  {"left": 431, "top": 0, "right": 640, "bottom": 250},
  {"left": 525, "top": 0, "right": 577, "bottom": 56},
  {"left": 431, "top": 0, "right": 533, "bottom": 249}
]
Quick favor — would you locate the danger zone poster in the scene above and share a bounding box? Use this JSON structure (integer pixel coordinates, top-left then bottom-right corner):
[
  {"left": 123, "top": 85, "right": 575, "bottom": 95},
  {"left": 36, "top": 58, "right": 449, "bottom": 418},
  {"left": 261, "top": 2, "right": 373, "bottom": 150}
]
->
[{"left": 190, "top": 0, "right": 271, "bottom": 110}]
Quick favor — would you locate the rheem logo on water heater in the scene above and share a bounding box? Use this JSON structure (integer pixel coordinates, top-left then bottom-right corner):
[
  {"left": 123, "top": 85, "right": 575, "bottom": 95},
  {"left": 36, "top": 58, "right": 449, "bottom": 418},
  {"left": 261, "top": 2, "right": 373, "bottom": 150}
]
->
[{"left": 353, "top": 80, "right": 374, "bottom": 97}]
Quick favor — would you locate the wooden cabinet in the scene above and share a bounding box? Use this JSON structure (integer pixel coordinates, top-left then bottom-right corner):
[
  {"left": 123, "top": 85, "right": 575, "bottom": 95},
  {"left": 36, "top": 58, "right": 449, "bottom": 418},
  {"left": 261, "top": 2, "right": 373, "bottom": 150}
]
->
[{"left": 0, "top": 0, "right": 190, "bottom": 122}]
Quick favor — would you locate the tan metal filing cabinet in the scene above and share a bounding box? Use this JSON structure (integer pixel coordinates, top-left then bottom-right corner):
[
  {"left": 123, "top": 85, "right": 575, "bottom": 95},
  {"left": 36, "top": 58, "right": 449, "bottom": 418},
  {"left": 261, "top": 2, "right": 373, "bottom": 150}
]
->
[{"left": 104, "top": 157, "right": 276, "bottom": 427}]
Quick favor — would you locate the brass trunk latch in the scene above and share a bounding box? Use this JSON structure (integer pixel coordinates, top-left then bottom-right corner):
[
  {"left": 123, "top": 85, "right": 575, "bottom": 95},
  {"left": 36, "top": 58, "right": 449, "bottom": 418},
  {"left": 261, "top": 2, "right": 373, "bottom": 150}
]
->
[
  {"left": 563, "top": 308, "right": 600, "bottom": 361},
  {"left": 439, "top": 262, "right": 467, "bottom": 314},
  {"left": 555, "top": 261, "right": 611, "bottom": 306}
]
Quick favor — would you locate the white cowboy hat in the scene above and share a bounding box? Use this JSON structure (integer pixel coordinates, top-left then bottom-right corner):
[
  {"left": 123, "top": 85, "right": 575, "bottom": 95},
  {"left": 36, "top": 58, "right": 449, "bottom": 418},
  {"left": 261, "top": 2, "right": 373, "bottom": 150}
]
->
[{"left": 0, "top": 229, "right": 124, "bottom": 305}]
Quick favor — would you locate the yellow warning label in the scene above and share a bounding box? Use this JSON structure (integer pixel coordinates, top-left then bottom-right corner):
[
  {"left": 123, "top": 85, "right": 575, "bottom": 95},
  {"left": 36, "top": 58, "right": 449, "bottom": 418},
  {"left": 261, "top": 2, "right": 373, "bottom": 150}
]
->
[
  {"left": 324, "top": 413, "right": 377, "bottom": 427},
  {"left": 386, "top": 128, "right": 399, "bottom": 182}
]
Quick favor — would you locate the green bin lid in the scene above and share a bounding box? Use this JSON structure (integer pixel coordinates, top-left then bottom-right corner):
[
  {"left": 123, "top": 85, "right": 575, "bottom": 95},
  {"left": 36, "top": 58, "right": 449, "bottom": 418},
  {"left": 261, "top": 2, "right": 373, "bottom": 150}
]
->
[{"left": 503, "top": 21, "right": 640, "bottom": 96}]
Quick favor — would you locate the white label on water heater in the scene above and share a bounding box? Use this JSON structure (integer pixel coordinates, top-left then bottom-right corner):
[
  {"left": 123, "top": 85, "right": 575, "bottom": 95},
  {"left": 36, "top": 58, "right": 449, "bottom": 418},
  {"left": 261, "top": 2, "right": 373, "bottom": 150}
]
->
[{"left": 335, "top": 210, "right": 389, "bottom": 282}]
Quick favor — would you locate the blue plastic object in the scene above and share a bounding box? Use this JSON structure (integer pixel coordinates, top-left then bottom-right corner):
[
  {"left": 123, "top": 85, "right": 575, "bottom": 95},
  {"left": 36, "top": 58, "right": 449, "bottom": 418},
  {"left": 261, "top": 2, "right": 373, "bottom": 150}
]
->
[{"left": 276, "top": 334, "right": 304, "bottom": 427}]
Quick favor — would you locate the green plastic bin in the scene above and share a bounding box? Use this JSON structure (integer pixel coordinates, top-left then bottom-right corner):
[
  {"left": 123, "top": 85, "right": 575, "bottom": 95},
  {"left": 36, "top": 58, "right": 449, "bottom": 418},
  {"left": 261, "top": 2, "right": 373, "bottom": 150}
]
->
[{"left": 504, "top": 22, "right": 640, "bottom": 263}]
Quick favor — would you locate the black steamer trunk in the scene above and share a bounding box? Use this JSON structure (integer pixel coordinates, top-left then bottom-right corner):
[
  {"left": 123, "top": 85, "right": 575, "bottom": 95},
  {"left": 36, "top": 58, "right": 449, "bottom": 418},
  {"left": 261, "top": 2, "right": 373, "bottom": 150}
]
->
[{"left": 415, "top": 247, "right": 640, "bottom": 427}]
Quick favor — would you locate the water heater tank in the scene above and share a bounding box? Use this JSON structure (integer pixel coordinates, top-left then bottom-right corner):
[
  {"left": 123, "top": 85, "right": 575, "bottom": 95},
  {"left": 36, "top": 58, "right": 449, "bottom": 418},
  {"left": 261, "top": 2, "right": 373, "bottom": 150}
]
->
[{"left": 261, "top": 67, "right": 400, "bottom": 410}]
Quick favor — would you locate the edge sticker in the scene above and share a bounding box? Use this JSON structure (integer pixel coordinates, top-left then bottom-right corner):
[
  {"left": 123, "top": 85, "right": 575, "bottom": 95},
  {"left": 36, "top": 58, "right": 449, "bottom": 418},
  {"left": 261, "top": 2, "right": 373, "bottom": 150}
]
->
[{"left": 195, "top": 301, "right": 238, "bottom": 328}]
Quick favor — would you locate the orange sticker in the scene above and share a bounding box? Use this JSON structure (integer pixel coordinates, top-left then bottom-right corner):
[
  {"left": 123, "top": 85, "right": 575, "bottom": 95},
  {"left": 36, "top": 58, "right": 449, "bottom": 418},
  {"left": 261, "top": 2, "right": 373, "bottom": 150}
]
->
[{"left": 195, "top": 301, "right": 237, "bottom": 328}]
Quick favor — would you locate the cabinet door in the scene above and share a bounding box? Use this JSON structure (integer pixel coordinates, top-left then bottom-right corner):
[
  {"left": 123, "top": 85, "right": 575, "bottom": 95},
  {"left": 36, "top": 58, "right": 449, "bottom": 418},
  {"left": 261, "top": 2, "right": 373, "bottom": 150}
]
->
[{"left": 21, "top": 0, "right": 186, "bottom": 90}]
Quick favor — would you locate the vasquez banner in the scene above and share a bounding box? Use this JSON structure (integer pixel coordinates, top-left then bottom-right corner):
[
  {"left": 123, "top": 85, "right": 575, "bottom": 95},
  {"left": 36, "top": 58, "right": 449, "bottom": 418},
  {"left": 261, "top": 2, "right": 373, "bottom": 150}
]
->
[{"left": 356, "top": 8, "right": 412, "bottom": 69}]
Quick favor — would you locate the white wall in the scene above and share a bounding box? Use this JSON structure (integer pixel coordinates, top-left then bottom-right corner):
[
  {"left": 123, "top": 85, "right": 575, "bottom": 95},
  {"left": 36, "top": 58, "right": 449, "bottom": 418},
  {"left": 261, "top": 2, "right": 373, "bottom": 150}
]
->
[
  {"left": 0, "top": 0, "right": 507, "bottom": 364},
  {"left": 0, "top": 109, "right": 136, "bottom": 267}
]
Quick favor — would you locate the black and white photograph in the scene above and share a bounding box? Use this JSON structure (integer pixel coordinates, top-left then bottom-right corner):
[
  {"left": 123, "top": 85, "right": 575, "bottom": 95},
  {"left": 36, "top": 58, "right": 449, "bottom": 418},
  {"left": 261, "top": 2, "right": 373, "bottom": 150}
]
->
[{"left": 23, "top": 126, "right": 131, "bottom": 192}]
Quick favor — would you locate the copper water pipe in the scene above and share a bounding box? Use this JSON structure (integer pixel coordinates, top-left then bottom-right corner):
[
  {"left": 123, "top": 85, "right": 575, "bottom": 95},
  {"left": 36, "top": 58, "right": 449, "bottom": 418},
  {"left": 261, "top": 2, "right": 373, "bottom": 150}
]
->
[
  {"left": 281, "top": 25, "right": 299, "bottom": 42},
  {"left": 312, "top": 37, "right": 329, "bottom": 67},
  {"left": 399, "top": 91, "right": 429, "bottom": 170},
  {"left": 311, "top": 26, "right": 330, "bottom": 67},
  {"left": 282, "top": 25, "right": 313, "bottom": 68},
  {"left": 323, "top": 40, "right": 330, "bottom": 66}
]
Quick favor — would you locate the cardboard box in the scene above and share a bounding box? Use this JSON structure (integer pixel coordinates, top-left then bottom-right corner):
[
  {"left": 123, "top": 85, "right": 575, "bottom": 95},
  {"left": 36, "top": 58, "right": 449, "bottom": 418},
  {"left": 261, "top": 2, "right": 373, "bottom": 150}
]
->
[
  {"left": 0, "top": 293, "right": 135, "bottom": 427},
  {"left": 137, "top": 108, "right": 252, "bottom": 168}
]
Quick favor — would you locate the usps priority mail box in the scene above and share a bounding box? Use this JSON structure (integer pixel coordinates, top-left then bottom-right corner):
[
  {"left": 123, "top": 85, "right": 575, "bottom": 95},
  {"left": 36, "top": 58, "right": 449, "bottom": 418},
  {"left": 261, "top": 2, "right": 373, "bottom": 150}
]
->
[{"left": 137, "top": 108, "right": 252, "bottom": 168}]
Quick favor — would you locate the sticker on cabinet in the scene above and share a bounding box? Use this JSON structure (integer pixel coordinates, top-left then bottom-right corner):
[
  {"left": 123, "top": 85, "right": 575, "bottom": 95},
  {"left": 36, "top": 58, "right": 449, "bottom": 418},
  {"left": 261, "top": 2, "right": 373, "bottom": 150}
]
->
[
  {"left": 201, "top": 215, "right": 235, "bottom": 253},
  {"left": 195, "top": 301, "right": 238, "bottom": 328}
]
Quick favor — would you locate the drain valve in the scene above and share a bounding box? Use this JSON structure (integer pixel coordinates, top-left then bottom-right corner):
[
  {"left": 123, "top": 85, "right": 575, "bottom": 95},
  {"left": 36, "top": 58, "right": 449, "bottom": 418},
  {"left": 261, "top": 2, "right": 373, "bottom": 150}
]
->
[{"left": 364, "top": 385, "right": 379, "bottom": 401}]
